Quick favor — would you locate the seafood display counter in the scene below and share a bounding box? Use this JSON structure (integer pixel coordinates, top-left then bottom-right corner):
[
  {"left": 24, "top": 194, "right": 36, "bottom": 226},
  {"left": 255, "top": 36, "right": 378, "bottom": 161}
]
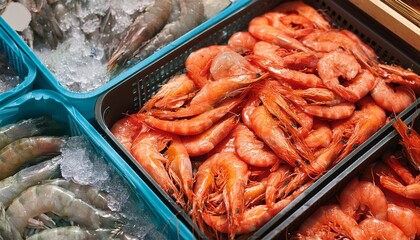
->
[
  {"left": 0, "top": 24, "right": 35, "bottom": 106},
  {"left": 0, "top": 0, "right": 251, "bottom": 122},
  {"left": 0, "top": 90, "right": 193, "bottom": 239},
  {"left": 95, "top": 0, "right": 420, "bottom": 239}
]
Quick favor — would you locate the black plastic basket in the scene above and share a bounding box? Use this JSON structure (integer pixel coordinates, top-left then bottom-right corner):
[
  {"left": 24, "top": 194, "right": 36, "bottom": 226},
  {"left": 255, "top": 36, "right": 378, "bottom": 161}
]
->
[
  {"left": 264, "top": 104, "right": 420, "bottom": 239},
  {"left": 95, "top": 0, "right": 420, "bottom": 238}
]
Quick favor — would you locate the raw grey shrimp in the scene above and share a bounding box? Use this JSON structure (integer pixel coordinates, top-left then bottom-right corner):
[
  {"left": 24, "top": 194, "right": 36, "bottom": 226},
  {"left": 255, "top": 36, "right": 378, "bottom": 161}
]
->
[
  {"left": 233, "top": 123, "right": 281, "bottom": 168},
  {"left": 107, "top": 0, "right": 172, "bottom": 71},
  {"left": 25, "top": 226, "right": 132, "bottom": 240},
  {"left": 135, "top": 95, "right": 243, "bottom": 136},
  {"left": 0, "top": 157, "right": 60, "bottom": 207},
  {"left": 387, "top": 204, "right": 420, "bottom": 239},
  {"left": 41, "top": 178, "right": 111, "bottom": 211},
  {"left": 132, "top": 0, "right": 204, "bottom": 62},
  {"left": 0, "top": 116, "right": 65, "bottom": 150},
  {"left": 0, "top": 0, "right": 8, "bottom": 14},
  {"left": 338, "top": 178, "right": 388, "bottom": 221},
  {"left": 6, "top": 184, "right": 122, "bottom": 235},
  {"left": 130, "top": 130, "right": 185, "bottom": 207},
  {"left": 192, "top": 152, "right": 249, "bottom": 239},
  {"left": 370, "top": 77, "right": 416, "bottom": 113},
  {"left": 273, "top": 1, "right": 331, "bottom": 31},
  {"left": 227, "top": 31, "right": 257, "bottom": 54},
  {"left": 0, "top": 203, "right": 23, "bottom": 240},
  {"left": 317, "top": 49, "right": 376, "bottom": 102},
  {"left": 359, "top": 217, "right": 409, "bottom": 240},
  {"left": 181, "top": 115, "right": 239, "bottom": 157},
  {"left": 294, "top": 204, "right": 367, "bottom": 240},
  {"left": 0, "top": 136, "right": 67, "bottom": 180},
  {"left": 141, "top": 73, "right": 197, "bottom": 112},
  {"left": 248, "top": 13, "right": 309, "bottom": 52}
]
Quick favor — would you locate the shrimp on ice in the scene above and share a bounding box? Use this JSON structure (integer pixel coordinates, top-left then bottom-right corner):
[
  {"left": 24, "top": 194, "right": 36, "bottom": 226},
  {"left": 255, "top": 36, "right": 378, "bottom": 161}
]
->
[
  {"left": 370, "top": 77, "right": 416, "bottom": 113},
  {"left": 25, "top": 226, "right": 130, "bottom": 240},
  {"left": 110, "top": 115, "right": 144, "bottom": 150},
  {"left": 107, "top": 0, "right": 172, "bottom": 71},
  {"left": 192, "top": 152, "right": 249, "bottom": 238},
  {"left": 6, "top": 184, "right": 122, "bottom": 235},
  {"left": 338, "top": 178, "right": 388, "bottom": 221},
  {"left": 0, "top": 136, "right": 67, "bottom": 180},
  {"left": 293, "top": 204, "right": 367, "bottom": 240},
  {"left": 359, "top": 217, "right": 409, "bottom": 240},
  {"left": 317, "top": 49, "right": 376, "bottom": 102},
  {"left": 135, "top": 95, "right": 243, "bottom": 136},
  {"left": 141, "top": 73, "right": 197, "bottom": 111},
  {"left": 227, "top": 31, "right": 258, "bottom": 54},
  {"left": 185, "top": 45, "right": 233, "bottom": 88},
  {"left": 181, "top": 115, "right": 239, "bottom": 157},
  {"left": 393, "top": 116, "right": 420, "bottom": 170},
  {"left": 0, "top": 202, "right": 22, "bottom": 240}
]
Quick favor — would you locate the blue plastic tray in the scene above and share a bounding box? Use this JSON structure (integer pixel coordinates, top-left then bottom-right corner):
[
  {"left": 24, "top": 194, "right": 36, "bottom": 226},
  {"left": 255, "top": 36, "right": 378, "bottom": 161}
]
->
[
  {"left": 0, "top": 89, "right": 194, "bottom": 239},
  {"left": 0, "top": 25, "right": 35, "bottom": 106},
  {"left": 0, "top": 0, "right": 251, "bottom": 122}
]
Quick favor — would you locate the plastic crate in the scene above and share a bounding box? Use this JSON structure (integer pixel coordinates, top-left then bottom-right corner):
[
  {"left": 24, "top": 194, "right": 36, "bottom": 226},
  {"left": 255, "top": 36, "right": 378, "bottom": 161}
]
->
[
  {"left": 0, "top": 24, "right": 35, "bottom": 106},
  {"left": 264, "top": 105, "right": 420, "bottom": 239},
  {"left": 0, "top": 89, "right": 194, "bottom": 239},
  {"left": 0, "top": 0, "right": 251, "bottom": 122},
  {"left": 95, "top": 0, "right": 420, "bottom": 239}
]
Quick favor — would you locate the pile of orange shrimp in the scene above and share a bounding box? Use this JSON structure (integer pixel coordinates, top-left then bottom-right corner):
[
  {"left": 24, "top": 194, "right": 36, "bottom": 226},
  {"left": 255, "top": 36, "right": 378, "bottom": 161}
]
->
[
  {"left": 110, "top": 1, "right": 420, "bottom": 239},
  {"left": 292, "top": 116, "right": 420, "bottom": 240}
]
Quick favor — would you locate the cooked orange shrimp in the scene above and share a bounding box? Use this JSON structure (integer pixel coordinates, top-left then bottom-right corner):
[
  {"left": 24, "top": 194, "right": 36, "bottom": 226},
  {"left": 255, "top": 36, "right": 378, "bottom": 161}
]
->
[
  {"left": 0, "top": 136, "right": 66, "bottom": 180},
  {"left": 337, "top": 96, "right": 386, "bottom": 160},
  {"left": 227, "top": 31, "right": 258, "bottom": 54},
  {"left": 282, "top": 51, "right": 320, "bottom": 73},
  {"left": 250, "top": 56, "right": 324, "bottom": 88},
  {"left": 302, "top": 102, "right": 355, "bottom": 120},
  {"left": 141, "top": 73, "right": 197, "bottom": 111},
  {"left": 338, "top": 178, "right": 388, "bottom": 220},
  {"left": 135, "top": 96, "right": 242, "bottom": 135},
  {"left": 303, "top": 119, "right": 333, "bottom": 149},
  {"left": 150, "top": 73, "right": 266, "bottom": 119},
  {"left": 378, "top": 63, "right": 420, "bottom": 84},
  {"left": 252, "top": 41, "right": 288, "bottom": 64},
  {"left": 387, "top": 204, "right": 420, "bottom": 239},
  {"left": 248, "top": 14, "right": 309, "bottom": 52},
  {"left": 249, "top": 105, "right": 310, "bottom": 172},
  {"left": 130, "top": 130, "right": 184, "bottom": 206},
  {"left": 302, "top": 30, "right": 375, "bottom": 72},
  {"left": 208, "top": 127, "right": 237, "bottom": 155},
  {"left": 266, "top": 11, "right": 315, "bottom": 38},
  {"left": 384, "top": 154, "right": 418, "bottom": 185},
  {"left": 234, "top": 123, "right": 281, "bottom": 168},
  {"left": 193, "top": 152, "right": 249, "bottom": 238},
  {"left": 341, "top": 29, "right": 377, "bottom": 62},
  {"left": 317, "top": 50, "right": 376, "bottom": 102},
  {"left": 359, "top": 217, "right": 409, "bottom": 240},
  {"left": 393, "top": 116, "right": 420, "bottom": 170},
  {"left": 265, "top": 165, "right": 293, "bottom": 207},
  {"left": 110, "top": 115, "right": 144, "bottom": 150},
  {"left": 181, "top": 115, "right": 239, "bottom": 156},
  {"left": 241, "top": 91, "right": 261, "bottom": 128},
  {"left": 379, "top": 174, "right": 420, "bottom": 200},
  {"left": 273, "top": 1, "right": 332, "bottom": 31},
  {"left": 185, "top": 45, "right": 233, "bottom": 88},
  {"left": 370, "top": 77, "right": 416, "bottom": 113},
  {"left": 166, "top": 135, "right": 194, "bottom": 205},
  {"left": 294, "top": 204, "right": 367, "bottom": 240},
  {"left": 209, "top": 50, "right": 261, "bottom": 81},
  {"left": 292, "top": 87, "right": 342, "bottom": 105},
  {"left": 202, "top": 181, "right": 310, "bottom": 236}
]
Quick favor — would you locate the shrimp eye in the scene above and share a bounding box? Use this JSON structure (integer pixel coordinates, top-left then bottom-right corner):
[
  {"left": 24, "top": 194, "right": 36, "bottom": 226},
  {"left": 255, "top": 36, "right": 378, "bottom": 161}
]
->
[
  {"left": 294, "top": 161, "right": 300, "bottom": 167},
  {"left": 283, "top": 180, "right": 290, "bottom": 186},
  {"left": 304, "top": 159, "right": 310, "bottom": 165},
  {"left": 353, "top": 143, "right": 358, "bottom": 149},
  {"left": 255, "top": 73, "right": 261, "bottom": 77},
  {"left": 236, "top": 208, "right": 240, "bottom": 214},
  {"left": 168, "top": 188, "right": 174, "bottom": 195},
  {"left": 406, "top": 128, "right": 412, "bottom": 135}
]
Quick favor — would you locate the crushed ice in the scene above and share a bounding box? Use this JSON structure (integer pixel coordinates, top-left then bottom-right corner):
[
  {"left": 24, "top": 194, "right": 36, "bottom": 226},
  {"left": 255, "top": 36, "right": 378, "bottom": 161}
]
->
[{"left": 0, "top": 52, "right": 21, "bottom": 93}]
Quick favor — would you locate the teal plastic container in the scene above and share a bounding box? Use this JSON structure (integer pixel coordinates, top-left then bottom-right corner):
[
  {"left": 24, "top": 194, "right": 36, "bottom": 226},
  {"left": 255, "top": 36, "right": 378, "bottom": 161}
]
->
[
  {"left": 0, "top": 0, "right": 250, "bottom": 122},
  {"left": 0, "top": 89, "right": 194, "bottom": 239},
  {"left": 0, "top": 24, "right": 36, "bottom": 105}
]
